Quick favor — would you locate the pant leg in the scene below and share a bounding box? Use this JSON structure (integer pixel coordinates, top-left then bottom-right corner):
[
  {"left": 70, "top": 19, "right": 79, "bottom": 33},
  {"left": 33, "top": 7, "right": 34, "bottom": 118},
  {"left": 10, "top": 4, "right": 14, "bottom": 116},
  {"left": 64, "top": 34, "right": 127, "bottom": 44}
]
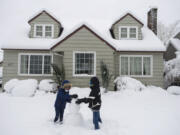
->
[
  {"left": 93, "top": 111, "right": 99, "bottom": 130},
  {"left": 60, "top": 109, "right": 64, "bottom": 122},
  {"left": 54, "top": 107, "right": 60, "bottom": 122},
  {"left": 98, "top": 111, "right": 102, "bottom": 123}
]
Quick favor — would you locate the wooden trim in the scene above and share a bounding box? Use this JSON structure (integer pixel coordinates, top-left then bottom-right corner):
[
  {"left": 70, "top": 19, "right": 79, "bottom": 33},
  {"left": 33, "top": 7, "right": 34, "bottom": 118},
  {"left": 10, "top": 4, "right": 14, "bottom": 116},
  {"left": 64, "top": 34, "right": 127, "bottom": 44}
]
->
[
  {"left": 2, "top": 48, "right": 50, "bottom": 51},
  {"left": 117, "top": 51, "right": 165, "bottom": 53},
  {"left": 28, "top": 10, "right": 61, "bottom": 25},
  {"left": 111, "top": 13, "right": 144, "bottom": 28},
  {"left": 51, "top": 24, "right": 116, "bottom": 51}
]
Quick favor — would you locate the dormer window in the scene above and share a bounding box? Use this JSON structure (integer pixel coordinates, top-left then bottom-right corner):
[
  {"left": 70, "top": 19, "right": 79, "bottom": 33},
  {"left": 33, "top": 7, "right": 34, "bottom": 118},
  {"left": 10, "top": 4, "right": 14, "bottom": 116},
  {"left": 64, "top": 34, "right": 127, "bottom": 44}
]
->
[
  {"left": 119, "top": 26, "right": 138, "bottom": 39},
  {"left": 34, "top": 24, "right": 54, "bottom": 38}
]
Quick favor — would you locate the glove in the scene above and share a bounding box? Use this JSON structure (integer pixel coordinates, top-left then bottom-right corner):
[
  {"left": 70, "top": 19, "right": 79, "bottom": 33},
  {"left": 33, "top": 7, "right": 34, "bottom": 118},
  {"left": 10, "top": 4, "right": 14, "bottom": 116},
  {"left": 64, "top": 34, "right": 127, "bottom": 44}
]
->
[
  {"left": 75, "top": 99, "right": 81, "bottom": 104},
  {"left": 70, "top": 94, "right": 78, "bottom": 99}
]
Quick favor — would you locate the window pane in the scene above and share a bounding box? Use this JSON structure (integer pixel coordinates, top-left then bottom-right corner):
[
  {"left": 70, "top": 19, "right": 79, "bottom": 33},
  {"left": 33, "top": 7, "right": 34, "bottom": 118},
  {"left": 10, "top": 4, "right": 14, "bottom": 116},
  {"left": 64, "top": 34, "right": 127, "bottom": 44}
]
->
[
  {"left": 44, "top": 56, "right": 51, "bottom": 74},
  {"left": 36, "top": 26, "right": 43, "bottom": 36},
  {"left": 143, "top": 57, "right": 151, "bottom": 75},
  {"left": 130, "top": 57, "right": 142, "bottom": 75},
  {"left": 121, "top": 28, "right": 127, "bottom": 38},
  {"left": 45, "top": 26, "right": 52, "bottom": 37},
  {"left": 75, "top": 53, "right": 94, "bottom": 75},
  {"left": 130, "top": 28, "right": 136, "bottom": 38},
  {"left": 30, "top": 55, "right": 42, "bottom": 74},
  {"left": 121, "top": 57, "right": 128, "bottom": 75},
  {"left": 20, "top": 55, "right": 29, "bottom": 74}
]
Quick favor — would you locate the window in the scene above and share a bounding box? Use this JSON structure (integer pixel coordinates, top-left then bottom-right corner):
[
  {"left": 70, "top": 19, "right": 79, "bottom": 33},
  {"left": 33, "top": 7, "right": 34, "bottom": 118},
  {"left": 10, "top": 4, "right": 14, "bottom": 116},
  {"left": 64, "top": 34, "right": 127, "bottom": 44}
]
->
[
  {"left": 119, "top": 26, "right": 138, "bottom": 39},
  {"left": 34, "top": 24, "right": 54, "bottom": 38},
  {"left": 19, "top": 54, "right": 52, "bottom": 75},
  {"left": 120, "top": 55, "right": 152, "bottom": 77},
  {"left": 73, "top": 52, "right": 96, "bottom": 76}
]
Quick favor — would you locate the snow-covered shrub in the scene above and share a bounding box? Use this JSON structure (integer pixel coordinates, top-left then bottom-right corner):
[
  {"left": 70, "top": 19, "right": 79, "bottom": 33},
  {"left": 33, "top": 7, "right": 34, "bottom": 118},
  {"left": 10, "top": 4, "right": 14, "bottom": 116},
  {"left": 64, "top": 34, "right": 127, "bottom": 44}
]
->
[
  {"left": 4, "top": 79, "right": 19, "bottom": 93},
  {"left": 38, "top": 79, "right": 57, "bottom": 92},
  {"left": 11, "top": 79, "right": 38, "bottom": 97},
  {"left": 164, "top": 58, "right": 180, "bottom": 88},
  {"left": 114, "top": 77, "right": 146, "bottom": 91},
  {"left": 167, "top": 86, "right": 180, "bottom": 95}
]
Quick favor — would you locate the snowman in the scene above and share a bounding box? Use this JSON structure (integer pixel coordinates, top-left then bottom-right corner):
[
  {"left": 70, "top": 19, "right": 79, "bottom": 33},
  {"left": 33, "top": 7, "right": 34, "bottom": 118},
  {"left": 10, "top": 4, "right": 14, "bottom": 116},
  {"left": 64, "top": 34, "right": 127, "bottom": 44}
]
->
[{"left": 64, "top": 99, "right": 84, "bottom": 126}]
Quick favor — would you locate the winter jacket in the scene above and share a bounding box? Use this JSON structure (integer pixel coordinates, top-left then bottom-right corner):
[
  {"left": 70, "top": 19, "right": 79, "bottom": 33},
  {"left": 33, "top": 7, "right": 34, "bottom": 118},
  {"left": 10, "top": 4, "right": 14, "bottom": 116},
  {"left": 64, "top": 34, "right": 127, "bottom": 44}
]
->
[
  {"left": 54, "top": 88, "right": 71, "bottom": 110},
  {"left": 78, "top": 77, "right": 102, "bottom": 111}
]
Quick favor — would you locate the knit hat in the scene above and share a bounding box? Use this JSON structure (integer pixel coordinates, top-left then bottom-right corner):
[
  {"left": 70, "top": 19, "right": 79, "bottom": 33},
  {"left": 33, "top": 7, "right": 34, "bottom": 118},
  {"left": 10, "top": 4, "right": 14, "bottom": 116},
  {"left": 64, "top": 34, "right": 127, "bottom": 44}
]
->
[
  {"left": 62, "top": 80, "right": 72, "bottom": 89},
  {"left": 89, "top": 77, "right": 100, "bottom": 87}
]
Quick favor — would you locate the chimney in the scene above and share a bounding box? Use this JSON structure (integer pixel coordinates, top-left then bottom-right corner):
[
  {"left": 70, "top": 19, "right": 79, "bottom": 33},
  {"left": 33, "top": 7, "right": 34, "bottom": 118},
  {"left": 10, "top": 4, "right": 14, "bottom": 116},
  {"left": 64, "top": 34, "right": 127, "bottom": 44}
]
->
[{"left": 147, "top": 7, "right": 158, "bottom": 35}]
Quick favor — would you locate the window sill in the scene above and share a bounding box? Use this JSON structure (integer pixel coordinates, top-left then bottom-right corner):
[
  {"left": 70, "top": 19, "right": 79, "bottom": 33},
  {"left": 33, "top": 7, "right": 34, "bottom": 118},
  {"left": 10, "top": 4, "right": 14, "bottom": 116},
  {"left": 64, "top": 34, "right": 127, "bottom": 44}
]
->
[
  {"left": 73, "top": 74, "right": 96, "bottom": 77},
  {"left": 120, "top": 75, "right": 153, "bottom": 78},
  {"left": 18, "top": 74, "right": 53, "bottom": 77}
]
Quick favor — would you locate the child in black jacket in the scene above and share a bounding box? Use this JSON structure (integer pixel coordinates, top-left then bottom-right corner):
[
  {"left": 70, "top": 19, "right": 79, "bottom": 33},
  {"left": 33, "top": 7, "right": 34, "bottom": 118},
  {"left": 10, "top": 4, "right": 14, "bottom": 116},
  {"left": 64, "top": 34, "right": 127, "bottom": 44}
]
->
[{"left": 76, "top": 77, "right": 102, "bottom": 130}]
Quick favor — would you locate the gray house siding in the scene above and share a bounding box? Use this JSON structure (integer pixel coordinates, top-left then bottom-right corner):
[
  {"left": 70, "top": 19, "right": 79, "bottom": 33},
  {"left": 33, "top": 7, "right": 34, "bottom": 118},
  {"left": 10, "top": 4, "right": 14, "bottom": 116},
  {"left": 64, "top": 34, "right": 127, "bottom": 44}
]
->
[
  {"left": 112, "top": 15, "right": 143, "bottom": 40},
  {"left": 2, "top": 50, "right": 62, "bottom": 87},
  {"left": 164, "top": 43, "right": 177, "bottom": 61},
  {"left": 29, "top": 12, "right": 61, "bottom": 38},
  {"left": 114, "top": 51, "right": 164, "bottom": 87},
  {"left": 52, "top": 27, "right": 115, "bottom": 90}
]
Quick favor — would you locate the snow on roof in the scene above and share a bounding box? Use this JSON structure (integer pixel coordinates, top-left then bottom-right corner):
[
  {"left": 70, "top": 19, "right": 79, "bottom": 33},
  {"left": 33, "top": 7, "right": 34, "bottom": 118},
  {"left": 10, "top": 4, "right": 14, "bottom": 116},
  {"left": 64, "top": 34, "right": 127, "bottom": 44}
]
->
[
  {"left": 51, "top": 22, "right": 166, "bottom": 52},
  {"left": 170, "top": 38, "right": 180, "bottom": 51},
  {"left": 2, "top": 20, "right": 166, "bottom": 52},
  {"left": 1, "top": 6, "right": 165, "bottom": 52}
]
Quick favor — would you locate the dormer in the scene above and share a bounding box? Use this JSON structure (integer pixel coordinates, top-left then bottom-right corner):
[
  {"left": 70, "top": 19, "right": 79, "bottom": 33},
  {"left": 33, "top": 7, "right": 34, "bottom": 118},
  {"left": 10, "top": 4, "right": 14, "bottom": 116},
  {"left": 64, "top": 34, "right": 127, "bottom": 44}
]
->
[
  {"left": 110, "top": 12, "right": 144, "bottom": 40},
  {"left": 28, "top": 10, "right": 62, "bottom": 38}
]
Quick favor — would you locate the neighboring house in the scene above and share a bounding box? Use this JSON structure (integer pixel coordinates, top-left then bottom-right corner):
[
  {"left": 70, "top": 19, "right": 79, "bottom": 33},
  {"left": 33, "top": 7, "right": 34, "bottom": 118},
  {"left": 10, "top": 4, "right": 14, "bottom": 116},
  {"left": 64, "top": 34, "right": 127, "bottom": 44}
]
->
[
  {"left": 164, "top": 31, "right": 180, "bottom": 61},
  {"left": 2, "top": 8, "right": 166, "bottom": 90}
]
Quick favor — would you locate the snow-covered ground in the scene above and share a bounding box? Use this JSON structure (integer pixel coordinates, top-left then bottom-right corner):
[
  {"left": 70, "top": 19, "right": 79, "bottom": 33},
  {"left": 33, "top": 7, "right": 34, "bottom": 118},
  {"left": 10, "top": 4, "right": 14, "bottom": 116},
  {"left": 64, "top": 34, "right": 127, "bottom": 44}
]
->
[{"left": 0, "top": 86, "right": 180, "bottom": 135}]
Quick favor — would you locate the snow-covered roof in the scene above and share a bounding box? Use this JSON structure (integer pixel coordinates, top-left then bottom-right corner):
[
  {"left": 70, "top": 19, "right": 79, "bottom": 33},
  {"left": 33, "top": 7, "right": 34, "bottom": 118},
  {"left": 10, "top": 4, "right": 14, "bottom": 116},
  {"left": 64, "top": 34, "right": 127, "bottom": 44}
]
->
[
  {"left": 1, "top": 6, "right": 166, "bottom": 52},
  {"left": 2, "top": 21, "right": 166, "bottom": 52},
  {"left": 169, "top": 38, "right": 180, "bottom": 51}
]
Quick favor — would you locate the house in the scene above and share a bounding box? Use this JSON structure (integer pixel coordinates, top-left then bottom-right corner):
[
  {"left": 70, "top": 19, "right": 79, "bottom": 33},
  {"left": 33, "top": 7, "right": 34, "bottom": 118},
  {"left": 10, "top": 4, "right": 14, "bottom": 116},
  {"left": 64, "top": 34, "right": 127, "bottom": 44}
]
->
[
  {"left": 1, "top": 8, "right": 166, "bottom": 90},
  {"left": 164, "top": 31, "right": 180, "bottom": 61}
]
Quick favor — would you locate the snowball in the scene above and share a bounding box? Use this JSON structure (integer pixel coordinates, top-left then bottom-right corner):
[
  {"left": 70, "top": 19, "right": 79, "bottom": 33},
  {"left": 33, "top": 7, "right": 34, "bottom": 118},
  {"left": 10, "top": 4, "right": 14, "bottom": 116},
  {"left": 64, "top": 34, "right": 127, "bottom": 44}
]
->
[
  {"left": 167, "top": 86, "right": 180, "bottom": 95},
  {"left": 4, "top": 79, "right": 19, "bottom": 93},
  {"left": 65, "top": 99, "right": 84, "bottom": 126},
  {"left": 39, "top": 79, "right": 57, "bottom": 92},
  {"left": 11, "top": 79, "right": 38, "bottom": 97},
  {"left": 114, "top": 77, "right": 146, "bottom": 91}
]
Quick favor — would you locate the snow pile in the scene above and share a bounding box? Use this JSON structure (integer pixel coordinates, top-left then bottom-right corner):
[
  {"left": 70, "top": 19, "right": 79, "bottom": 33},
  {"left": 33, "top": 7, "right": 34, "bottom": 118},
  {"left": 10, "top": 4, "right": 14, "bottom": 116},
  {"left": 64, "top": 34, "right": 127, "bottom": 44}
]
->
[
  {"left": 65, "top": 99, "right": 84, "bottom": 127},
  {"left": 167, "top": 86, "right": 180, "bottom": 95},
  {"left": 4, "top": 79, "right": 19, "bottom": 93},
  {"left": 11, "top": 79, "right": 38, "bottom": 97},
  {"left": 114, "top": 77, "right": 146, "bottom": 91},
  {"left": 39, "top": 79, "right": 57, "bottom": 92},
  {"left": 164, "top": 58, "right": 180, "bottom": 87},
  {"left": 0, "top": 86, "right": 180, "bottom": 135},
  {"left": 4, "top": 79, "right": 38, "bottom": 97}
]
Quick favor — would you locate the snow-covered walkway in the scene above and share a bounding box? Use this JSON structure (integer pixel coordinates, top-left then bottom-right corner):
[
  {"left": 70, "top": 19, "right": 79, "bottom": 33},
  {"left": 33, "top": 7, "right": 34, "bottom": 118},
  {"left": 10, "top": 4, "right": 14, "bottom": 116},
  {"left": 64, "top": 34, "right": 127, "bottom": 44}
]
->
[{"left": 0, "top": 87, "right": 180, "bottom": 135}]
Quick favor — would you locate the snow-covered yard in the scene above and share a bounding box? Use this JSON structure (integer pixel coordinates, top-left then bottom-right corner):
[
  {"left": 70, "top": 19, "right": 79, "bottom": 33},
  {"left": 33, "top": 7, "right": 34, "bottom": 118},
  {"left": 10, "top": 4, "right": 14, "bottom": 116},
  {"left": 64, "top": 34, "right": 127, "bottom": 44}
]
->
[{"left": 0, "top": 86, "right": 180, "bottom": 135}]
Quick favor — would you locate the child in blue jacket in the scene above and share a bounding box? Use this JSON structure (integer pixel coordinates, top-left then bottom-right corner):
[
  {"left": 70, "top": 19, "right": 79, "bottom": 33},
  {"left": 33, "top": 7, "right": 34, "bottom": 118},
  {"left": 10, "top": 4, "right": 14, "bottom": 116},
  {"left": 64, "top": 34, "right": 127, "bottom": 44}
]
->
[{"left": 54, "top": 80, "right": 78, "bottom": 124}]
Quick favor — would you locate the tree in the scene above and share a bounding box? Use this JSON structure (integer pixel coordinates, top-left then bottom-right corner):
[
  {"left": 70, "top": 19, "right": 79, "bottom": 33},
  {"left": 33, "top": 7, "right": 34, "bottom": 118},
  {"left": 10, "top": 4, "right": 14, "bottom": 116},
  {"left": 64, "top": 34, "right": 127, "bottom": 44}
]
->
[
  {"left": 157, "top": 20, "right": 180, "bottom": 46},
  {"left": 51, "top": 63, "right": 65, "bottom": 88},
  {"left": 100, "top": 61, "right": 113, "bottom": 93}
]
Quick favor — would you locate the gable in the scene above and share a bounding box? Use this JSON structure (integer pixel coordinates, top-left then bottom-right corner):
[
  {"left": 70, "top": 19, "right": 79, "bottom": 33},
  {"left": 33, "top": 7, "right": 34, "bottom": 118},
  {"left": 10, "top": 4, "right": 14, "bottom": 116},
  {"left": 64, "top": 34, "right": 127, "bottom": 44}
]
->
[
  {"left": 112, "top": 13, "right": 144, "bottom": 28},
  {"left": 28, "top": 10, "right": 61, "bottom": 25},
  {"left": 51, "top": 25, "right": 116, "bottom": 51},
  {"left": 111, "top": 13, "right": 144, "bottom": 40}
]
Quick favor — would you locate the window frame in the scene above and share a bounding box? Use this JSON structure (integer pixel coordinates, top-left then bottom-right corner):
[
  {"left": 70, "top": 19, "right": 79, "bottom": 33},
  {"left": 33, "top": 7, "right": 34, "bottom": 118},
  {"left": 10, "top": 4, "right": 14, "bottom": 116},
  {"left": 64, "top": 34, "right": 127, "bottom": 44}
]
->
[
  {"left": 119, "top": 26, "right": 138, "bottom": 39},
  {"left": 73, "top": 51, "right": 96, "bottom": 77},
  {"left": 119, "top": 55, "right": 153, "bottom": 77},
  {"left": 18, "top": 53, "right": 53, "bottom": 76},
  {"left": 34, "top": 24, "right": 54, "bottom": 38}
]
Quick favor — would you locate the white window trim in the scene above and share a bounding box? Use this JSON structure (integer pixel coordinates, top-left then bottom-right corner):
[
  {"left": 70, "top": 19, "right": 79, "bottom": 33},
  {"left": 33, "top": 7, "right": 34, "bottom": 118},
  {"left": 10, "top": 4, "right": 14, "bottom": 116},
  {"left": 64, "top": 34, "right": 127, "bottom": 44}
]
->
[
  {"left": 18, "top": 53, "right": 53, "bottom": 76},
  {"left": 119, "top": 55, "right": 153, "bottom": 77},
  {"left": 73, "top": 51, "right": 96, "bottom": 77},
  {"left": 34, "top": 24, "right": 54, "bottom": 38},
  {"left": 119, "top": 26, "right": 138, "bottom": 40}
]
